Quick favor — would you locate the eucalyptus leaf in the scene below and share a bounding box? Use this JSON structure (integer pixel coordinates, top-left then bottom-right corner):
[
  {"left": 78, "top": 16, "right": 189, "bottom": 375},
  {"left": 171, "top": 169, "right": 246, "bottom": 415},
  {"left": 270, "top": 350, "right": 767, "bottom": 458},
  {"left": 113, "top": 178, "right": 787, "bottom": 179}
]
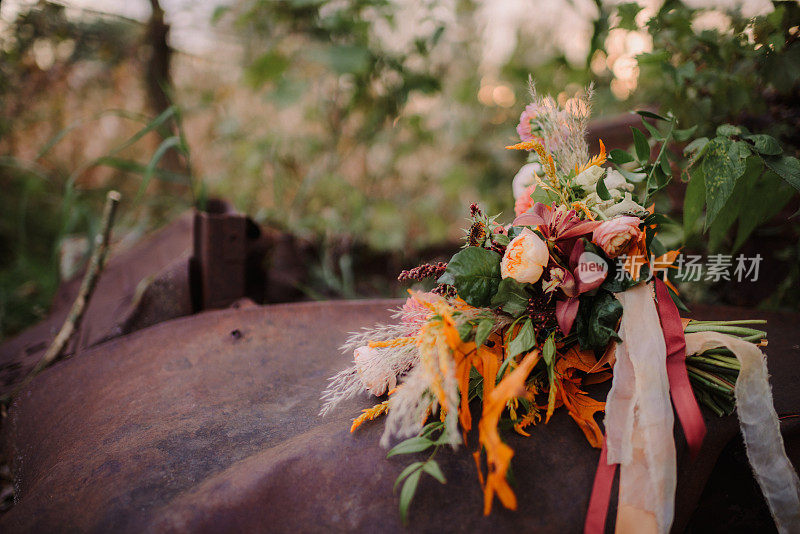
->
[{"left": 716, "top": 124, "right": 742, "bottom": 137}]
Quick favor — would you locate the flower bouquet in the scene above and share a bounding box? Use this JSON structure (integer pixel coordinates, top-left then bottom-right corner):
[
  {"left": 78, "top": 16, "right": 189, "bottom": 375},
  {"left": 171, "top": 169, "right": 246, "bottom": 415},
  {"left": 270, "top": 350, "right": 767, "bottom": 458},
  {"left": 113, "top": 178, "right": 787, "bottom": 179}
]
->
[{"left": 321, "top": 86, "right": 800, "bottom": 533}]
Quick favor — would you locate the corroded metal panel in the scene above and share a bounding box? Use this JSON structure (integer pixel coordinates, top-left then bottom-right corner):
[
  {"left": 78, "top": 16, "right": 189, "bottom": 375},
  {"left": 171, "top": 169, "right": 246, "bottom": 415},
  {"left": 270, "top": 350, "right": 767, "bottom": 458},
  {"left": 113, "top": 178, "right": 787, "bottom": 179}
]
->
[{"left": 3, "top": 300, "right": 793, "bottom": 532}]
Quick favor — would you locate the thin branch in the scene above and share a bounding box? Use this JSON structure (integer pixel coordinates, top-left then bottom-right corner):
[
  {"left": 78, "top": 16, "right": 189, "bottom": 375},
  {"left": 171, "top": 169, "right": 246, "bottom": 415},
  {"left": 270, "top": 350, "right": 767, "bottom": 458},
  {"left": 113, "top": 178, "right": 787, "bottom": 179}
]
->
[{"left": 1, "top": 191, "right": 121, "bottom": 404}]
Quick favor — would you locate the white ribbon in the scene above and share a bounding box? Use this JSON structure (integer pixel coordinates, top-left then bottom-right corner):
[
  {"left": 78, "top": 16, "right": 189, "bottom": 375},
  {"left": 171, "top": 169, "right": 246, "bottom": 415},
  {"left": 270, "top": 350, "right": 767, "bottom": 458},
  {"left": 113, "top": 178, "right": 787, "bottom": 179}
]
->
[
  {"left": 605, "top": 283, "right": 676, "bottom": 534},
  {"left": 685, "top": 331, "right": 800, "bottom": 534}
]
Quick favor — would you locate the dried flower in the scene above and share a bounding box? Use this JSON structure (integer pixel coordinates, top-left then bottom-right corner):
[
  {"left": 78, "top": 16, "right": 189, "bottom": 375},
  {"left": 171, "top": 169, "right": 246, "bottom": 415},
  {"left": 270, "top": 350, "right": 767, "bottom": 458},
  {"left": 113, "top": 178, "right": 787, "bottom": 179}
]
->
[{"left": 354, "top": 345, "right": 398, "bottom": 396}]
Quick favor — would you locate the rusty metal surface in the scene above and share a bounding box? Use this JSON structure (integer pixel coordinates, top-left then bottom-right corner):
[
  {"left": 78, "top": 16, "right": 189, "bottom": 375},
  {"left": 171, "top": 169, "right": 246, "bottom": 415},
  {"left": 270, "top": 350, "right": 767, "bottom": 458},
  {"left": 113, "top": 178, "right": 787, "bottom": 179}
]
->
[
  {"left": 2, "top": 299, "right": 796, "bottom": 533},
  {"left": 0, "top": 213, "right": 194, "bottom": 395},
  {"left": 0, "top": 201, "right": 274, "bottom": 397}
]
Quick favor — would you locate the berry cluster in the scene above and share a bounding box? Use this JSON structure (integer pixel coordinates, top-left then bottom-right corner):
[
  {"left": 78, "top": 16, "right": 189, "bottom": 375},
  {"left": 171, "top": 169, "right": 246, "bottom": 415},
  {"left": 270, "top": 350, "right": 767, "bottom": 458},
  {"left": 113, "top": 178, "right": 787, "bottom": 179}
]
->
[{"left": 398, "top": 262, "right": 448, "bottom": 282}]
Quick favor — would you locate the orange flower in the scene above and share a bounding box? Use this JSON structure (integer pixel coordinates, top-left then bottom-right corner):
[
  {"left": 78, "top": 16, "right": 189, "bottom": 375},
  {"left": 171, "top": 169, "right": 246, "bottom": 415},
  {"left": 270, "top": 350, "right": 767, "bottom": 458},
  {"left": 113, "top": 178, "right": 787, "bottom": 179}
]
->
[{"left": 477, "top": 349, "right": 541, "bottom": 515}]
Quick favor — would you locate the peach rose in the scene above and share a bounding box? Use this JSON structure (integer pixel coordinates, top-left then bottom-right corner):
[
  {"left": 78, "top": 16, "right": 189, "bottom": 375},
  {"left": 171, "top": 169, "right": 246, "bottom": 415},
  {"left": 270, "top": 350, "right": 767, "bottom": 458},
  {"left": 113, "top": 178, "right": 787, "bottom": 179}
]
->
[
  {"left": 500, "top": 228, "right": 549, "bottom": 284},
  {"left": 591, "top": 216, "right": 642, "bottom": 258},
  {"left": 514, "top": 184, "right": 537, "bottom": 216}
]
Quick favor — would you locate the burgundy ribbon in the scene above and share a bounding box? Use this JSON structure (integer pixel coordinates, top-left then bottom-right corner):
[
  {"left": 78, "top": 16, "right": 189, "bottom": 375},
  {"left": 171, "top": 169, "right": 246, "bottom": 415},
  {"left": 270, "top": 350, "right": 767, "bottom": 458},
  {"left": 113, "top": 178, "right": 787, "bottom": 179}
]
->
[
  {"left": 584, "top": 438, "right": 617, "bottom": 534},
  {"left": 654, "top": 277, "right": 706, "bottom": 460},
  {"left": 584, "top": 279, "right": 706, "bottom": 533}
]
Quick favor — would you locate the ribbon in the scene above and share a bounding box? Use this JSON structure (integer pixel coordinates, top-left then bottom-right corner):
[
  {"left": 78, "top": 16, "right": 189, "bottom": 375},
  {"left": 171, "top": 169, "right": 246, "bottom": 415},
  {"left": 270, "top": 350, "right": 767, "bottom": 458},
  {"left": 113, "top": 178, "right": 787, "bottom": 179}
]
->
[
  {"left": 653, "top": 278, "right": 706, "bottom": 459},
  {"left": 583, "top": 438, "right": 616, "bottom": 534},
  {"left": 585, "top": 280, "right": 705, "bottom": 533}
]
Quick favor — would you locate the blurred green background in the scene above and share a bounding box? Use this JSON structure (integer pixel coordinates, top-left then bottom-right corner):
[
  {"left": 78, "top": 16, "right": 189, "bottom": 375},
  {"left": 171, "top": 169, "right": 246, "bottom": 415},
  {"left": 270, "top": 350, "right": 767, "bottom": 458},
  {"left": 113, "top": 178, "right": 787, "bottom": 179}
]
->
[{"left": 1, "top": 0, "right": 798, "bottom": 339}]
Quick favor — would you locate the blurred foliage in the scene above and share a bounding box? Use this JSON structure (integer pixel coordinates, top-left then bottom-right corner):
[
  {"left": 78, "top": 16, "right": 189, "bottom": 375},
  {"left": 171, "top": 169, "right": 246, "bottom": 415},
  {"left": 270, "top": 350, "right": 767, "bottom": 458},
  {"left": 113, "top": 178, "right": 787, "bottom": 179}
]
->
[
  {"left": 0, "top": 4, "right": 193, "bottom": 338},
  {"left": 2, "top": 0, "right": 799, "bottom": 338},
  {"left": 613, "top": 0, "right": 800, "bottom": 307},
  {"left": 633, "top": 0, "right": 800, "bottom": 148}
]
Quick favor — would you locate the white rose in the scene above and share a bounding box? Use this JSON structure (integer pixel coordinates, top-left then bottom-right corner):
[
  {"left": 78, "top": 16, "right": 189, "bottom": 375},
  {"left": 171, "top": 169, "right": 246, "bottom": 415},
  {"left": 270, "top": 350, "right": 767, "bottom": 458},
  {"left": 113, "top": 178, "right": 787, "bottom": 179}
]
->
[{"left": 500, "top": 228, "right": 549, "bottom": 284}]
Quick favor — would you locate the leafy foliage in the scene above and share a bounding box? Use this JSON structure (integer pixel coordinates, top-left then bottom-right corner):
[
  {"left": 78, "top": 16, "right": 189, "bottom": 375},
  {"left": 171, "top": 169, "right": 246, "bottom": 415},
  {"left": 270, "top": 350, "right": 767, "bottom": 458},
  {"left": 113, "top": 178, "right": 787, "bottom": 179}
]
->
[{"left": 438, "top": 247, "right": 502, "bottom": 308}]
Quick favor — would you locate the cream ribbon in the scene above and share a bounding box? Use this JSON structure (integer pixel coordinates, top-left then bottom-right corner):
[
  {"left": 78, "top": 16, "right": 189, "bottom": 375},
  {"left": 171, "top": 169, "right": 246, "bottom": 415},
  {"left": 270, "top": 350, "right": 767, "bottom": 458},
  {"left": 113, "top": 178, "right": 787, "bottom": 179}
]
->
[
  {"left": 685, "top": 331, "right": 800, "bottom": 534},
  {"left": 605, "top": 283, "right": 800, "bottom": 533},
  {"left": 606, "top": 283, "right": 675, "bottom": 534}
]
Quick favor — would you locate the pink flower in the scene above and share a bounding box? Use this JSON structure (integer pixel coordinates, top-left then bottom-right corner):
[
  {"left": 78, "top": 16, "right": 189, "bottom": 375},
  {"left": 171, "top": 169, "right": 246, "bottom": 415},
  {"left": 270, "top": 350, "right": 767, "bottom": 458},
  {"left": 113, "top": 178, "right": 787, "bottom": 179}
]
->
[
  {"left": 591, "top": 216, "right": 642, "bottom": 258},
  {"left": 500, "top": 228, "right": 549, "bottom": 284},
  {"left": 516, "top": 104, "right": 543, "bottom": 143},
  {"left": 514, "top": 184, "right": 537, "bottom": 216}
]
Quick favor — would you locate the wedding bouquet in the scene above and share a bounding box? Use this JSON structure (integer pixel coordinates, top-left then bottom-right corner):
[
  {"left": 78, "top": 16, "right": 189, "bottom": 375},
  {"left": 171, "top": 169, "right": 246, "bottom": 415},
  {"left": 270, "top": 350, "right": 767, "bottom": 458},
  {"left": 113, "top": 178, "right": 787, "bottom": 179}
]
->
[{"left": 321, "top": 85, "right": 800, "bottom": 533}]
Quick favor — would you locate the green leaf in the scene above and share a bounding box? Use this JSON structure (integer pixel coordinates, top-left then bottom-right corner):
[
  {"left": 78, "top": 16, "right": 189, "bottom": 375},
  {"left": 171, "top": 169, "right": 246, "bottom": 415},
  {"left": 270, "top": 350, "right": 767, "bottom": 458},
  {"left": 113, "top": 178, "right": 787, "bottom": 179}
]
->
[
  {"left": 575, "top": 290, "right": 622, "bottom": 351},
  {"left": 437, "top": 247, "right": 502, "bottom": 308},
  {"left": 716, "top": 124, "right": 742, "bottom": 137},
  {"left": 457, "top": 322, "right": 474, "bottom": 342},
  {"left": 608, "top": 149, "right": 635, "bottom": 165},
  {"left": 507, "top": 318, "right": 536, "bottom": 359},
  {"left": 596, "top": 175, "right": 611, "bottom": 201},
  {"left": 763, "top": 155, "right": 800, "bottom": 194},
  {"left": 702, "top": 138, "right": 747, "bottom": 229},
  {"left": 475, "top": 318, "right": 494, "bottom": 347},
  {"left": 636, "top": 110, "right": 669, "bottom": 121},
  {"left": 542, "top": 333, "right": 556, "bottom": 366},
  {"left": 743, "top": 134, "right": 782, "bottom": 156},
  {"left": 707, "top": 156, "right": 761, "bottom": 251},
  {"left": 323, "top": 45, "right": 371, "bottom": 74},
  {"left": 631, "top": 127, "right": 650, "bottom": 162},
  {"left": 673, "top": 125, "right": 698, "bottom": 142},
  {"left": 531, "top": 186, "right": 561, "bottom": 205},
  {"left": 683, "top": 137, "right": 709, "bottom": 158},
  {"left": 641, "top": 118, "right": 664, "bottom": 140},
  {"left": 399, "top": 469, "right": 422, "bottom": 523},
  {"left": 492, "top": 233, "right": 510, "bottom": 247},
  {"left": 733, "top": 170, "right": 791, "bottom": 251},
  {"left": 246, "top": 51, "right": 289, "bottom": 86},
  {"left": 683, "top": 166, "right": 706, "bottom": 238},
  {"left": 616, "top": 2, "right": 643, "bottom": 30},
  {"left": 422, "top": 460, "right": 447, "bottom": 484},
  {"left": 387, "top": 437, "right": 434, "bottom": 458},
  {"left": 394, "top": 462, "right": 424, "bottom": 492}
]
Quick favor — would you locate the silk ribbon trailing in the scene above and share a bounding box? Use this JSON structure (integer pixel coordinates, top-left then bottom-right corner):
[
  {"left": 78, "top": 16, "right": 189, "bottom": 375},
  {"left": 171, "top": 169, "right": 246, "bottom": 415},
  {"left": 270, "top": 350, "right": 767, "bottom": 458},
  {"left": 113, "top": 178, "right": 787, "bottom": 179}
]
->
[
  {"left": 585, "top": 281, "right": 800, "bottom": 533},
  {"left": 684, "top": 331, "right": 800, "bottom": 533}
]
